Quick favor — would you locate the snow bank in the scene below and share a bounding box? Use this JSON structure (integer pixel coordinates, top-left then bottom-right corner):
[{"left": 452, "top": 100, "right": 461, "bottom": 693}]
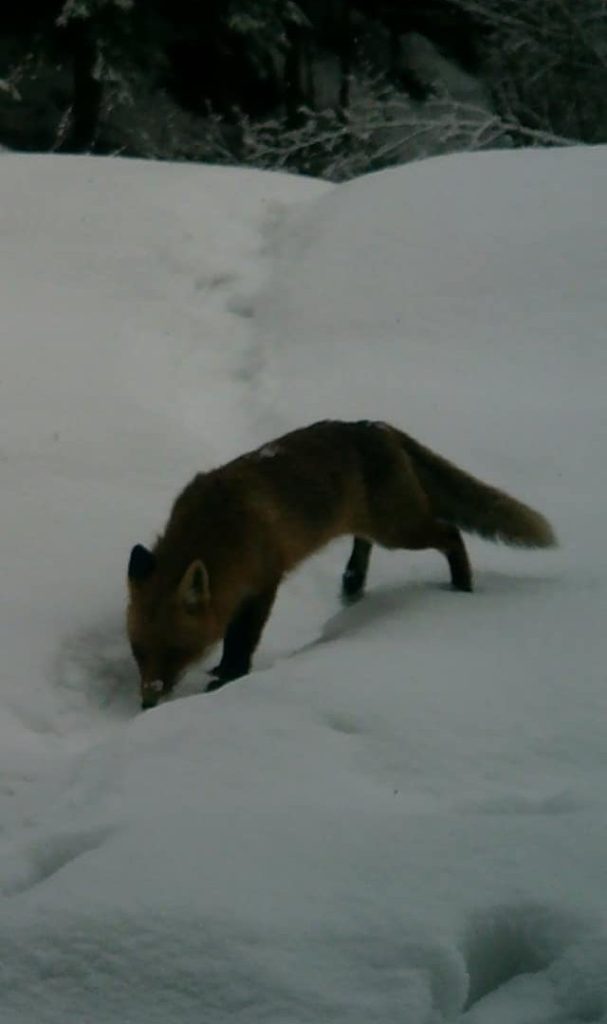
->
[{"left": 0, "top": 148, "right": 606, "bottom": 1023}]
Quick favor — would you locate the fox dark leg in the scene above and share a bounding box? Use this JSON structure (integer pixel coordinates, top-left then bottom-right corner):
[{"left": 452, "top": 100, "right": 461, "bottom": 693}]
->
[
  {"left": 370, "top": 511, "right": 473, "bottom": 593},
  {"left": 396, "top": 521, "right": 472, "bottom": 592},
  {"left": 392, "top": 521, "right": 472, "bottom": 591},
  {"left": 342, "top": 537, "right": 372, "bottom": 602},
  {"left": 366, "top": 451, "right": 473, "bottom": 592},
  {"left": 206, "top": 584, "right": 278, "bottom": 691},
  {"left": 433, "top": 522, "right": 473, "bottom": 592}
]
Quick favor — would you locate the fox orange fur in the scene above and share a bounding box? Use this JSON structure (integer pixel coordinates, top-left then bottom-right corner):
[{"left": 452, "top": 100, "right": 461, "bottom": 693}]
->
[{"left": 127, "top": 420, "right": 556, "bottom": 709}]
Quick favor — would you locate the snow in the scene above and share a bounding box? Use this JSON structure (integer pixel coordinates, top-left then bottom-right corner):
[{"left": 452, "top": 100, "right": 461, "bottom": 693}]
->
[{"left": 0, "top": 147, "right": 606, "bottom": 1023}]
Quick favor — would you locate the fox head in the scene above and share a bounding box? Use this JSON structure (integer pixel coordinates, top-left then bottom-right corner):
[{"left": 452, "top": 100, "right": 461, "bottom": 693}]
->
[{"left": 126, "top": 544, "right": 220, "bottom": 709}]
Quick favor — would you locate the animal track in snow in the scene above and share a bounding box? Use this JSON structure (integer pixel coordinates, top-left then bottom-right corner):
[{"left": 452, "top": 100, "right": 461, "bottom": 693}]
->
[
  {"left": 324, "top": 711, "right": 364, "bottom": 736},
  {"left": 463, "top": 904, "right": 552, "bottom": 1010},
  {"left": 194, "top": 270, "right": 237, "bottom": 292},
  {"left": 465, "top": 791, "right": 583, "bottom": 817},
  {"left": 226, "top": 293, "right": 255, "bottom": 319},
  {"left": 461, "top": 902, "right": 602, "bottom": 1019},
  {"left": 2, "top": 824, "right": 115, "bottom": 897},
  {"left": 54, "top": 622, "right": 139, "bottom": 721}
]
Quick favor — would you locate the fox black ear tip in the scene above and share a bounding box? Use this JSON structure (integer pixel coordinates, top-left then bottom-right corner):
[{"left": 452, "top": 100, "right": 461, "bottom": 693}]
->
[{"left": 128, "top": 543, "right": 156, "bottom": 582}]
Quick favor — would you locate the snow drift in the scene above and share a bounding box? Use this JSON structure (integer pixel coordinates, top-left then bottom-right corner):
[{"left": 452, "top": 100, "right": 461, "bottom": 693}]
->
[{"left": 0, "top": 147, "right": 606, "bottom": 1023}]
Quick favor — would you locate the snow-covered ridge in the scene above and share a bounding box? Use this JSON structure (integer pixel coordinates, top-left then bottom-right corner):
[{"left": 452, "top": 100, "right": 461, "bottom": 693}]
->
[{"left": 0, "top": 148, "right": 605, "bottom": 1023}]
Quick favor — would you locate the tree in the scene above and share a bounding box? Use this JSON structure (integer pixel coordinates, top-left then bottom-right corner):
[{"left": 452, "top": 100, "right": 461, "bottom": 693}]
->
[
  {"left": 56, "top": 0, "right": 162, "bottom": 153},
  {"left": 451, "top": 0, "right": 607, "bottom": 144}
]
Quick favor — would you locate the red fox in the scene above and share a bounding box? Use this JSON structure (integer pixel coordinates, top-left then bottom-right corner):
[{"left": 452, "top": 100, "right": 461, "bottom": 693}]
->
[{"left": 127, "top": 420, "right": 556, "bottom": 709}]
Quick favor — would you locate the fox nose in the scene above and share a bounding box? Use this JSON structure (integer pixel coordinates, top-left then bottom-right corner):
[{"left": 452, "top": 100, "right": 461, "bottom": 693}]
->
[{"left": 140, "top": 680, "right": 163, "bottom": 710}]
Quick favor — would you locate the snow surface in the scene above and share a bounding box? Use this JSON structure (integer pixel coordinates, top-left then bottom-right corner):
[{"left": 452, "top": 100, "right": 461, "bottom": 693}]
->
[{"left": 0, "top": 147, "right": 606, "bottom": 1023}]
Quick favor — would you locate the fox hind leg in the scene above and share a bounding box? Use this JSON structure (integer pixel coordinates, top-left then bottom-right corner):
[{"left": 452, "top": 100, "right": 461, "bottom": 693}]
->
[
  {"left": 365, "top": 449, "right": 473, "bottom": 592},
  {"left": 369, "top": 511, "right": 473, "bottom": 592},
  {"left": 432, "top": 522, "right": 473, "bottom": 592}
]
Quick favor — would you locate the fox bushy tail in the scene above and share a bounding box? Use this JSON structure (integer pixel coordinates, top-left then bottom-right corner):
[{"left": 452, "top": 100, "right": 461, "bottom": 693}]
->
[{"left": 398, "top": 431, "right": 556, "bottom": 548}]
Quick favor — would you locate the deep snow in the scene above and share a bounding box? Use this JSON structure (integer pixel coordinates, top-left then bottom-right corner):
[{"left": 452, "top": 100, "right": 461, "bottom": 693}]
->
[{"left": 0, "top": 147, "right": 606, "bottom": 1023}]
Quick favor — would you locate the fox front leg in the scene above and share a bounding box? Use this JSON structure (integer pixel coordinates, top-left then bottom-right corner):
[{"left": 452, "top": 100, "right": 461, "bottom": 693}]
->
[
  {"left": 206, "top": 584, "right": 278, "bottom": 691},
  {"left": 342, "top": 537, "right": 372, "bottom": 602}
]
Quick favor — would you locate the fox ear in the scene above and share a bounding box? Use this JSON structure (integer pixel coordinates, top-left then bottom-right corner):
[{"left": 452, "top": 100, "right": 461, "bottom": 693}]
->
[
  {"left": 128, "top": 544, "right": 156, "bottom": 583},
  {"left": 178, "top": 560, "right": 210, "bottom": 610}
]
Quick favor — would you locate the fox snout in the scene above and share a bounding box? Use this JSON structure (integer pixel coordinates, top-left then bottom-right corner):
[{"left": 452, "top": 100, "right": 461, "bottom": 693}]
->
[
  {"left": 140, "top": 678, "right": 165, "bottom": 711},
  {"left": 128, "top": 544, "right": 219, "bottom": 711}
]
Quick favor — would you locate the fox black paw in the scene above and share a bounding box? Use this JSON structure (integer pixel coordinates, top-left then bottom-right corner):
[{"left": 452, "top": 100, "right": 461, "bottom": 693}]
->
[
  {"left": 205, "top": 676, "right": 228, "bottom": 693},
  {"left": 341, "top": 569, "right": 365, "bottom": 603},
  {"left": 205, "top": 664, "right": 249, "bottom": 691}
]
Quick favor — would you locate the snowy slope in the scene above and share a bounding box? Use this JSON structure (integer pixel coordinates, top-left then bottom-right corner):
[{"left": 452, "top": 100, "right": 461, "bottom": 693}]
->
[{"left": 0, "top": 148, "right": 606, "bottom": 1024}]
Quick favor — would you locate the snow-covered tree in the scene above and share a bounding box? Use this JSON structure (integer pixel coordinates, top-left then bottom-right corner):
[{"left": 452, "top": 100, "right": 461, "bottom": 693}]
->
[{"left": 452, "top": 0, "right": 607, "bottom": 144}]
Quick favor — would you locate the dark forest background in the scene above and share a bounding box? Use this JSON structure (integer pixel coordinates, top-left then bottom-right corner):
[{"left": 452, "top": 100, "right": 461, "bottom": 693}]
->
[{"left": 1, "top": 1, "right": 606, "bottom": 180}]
